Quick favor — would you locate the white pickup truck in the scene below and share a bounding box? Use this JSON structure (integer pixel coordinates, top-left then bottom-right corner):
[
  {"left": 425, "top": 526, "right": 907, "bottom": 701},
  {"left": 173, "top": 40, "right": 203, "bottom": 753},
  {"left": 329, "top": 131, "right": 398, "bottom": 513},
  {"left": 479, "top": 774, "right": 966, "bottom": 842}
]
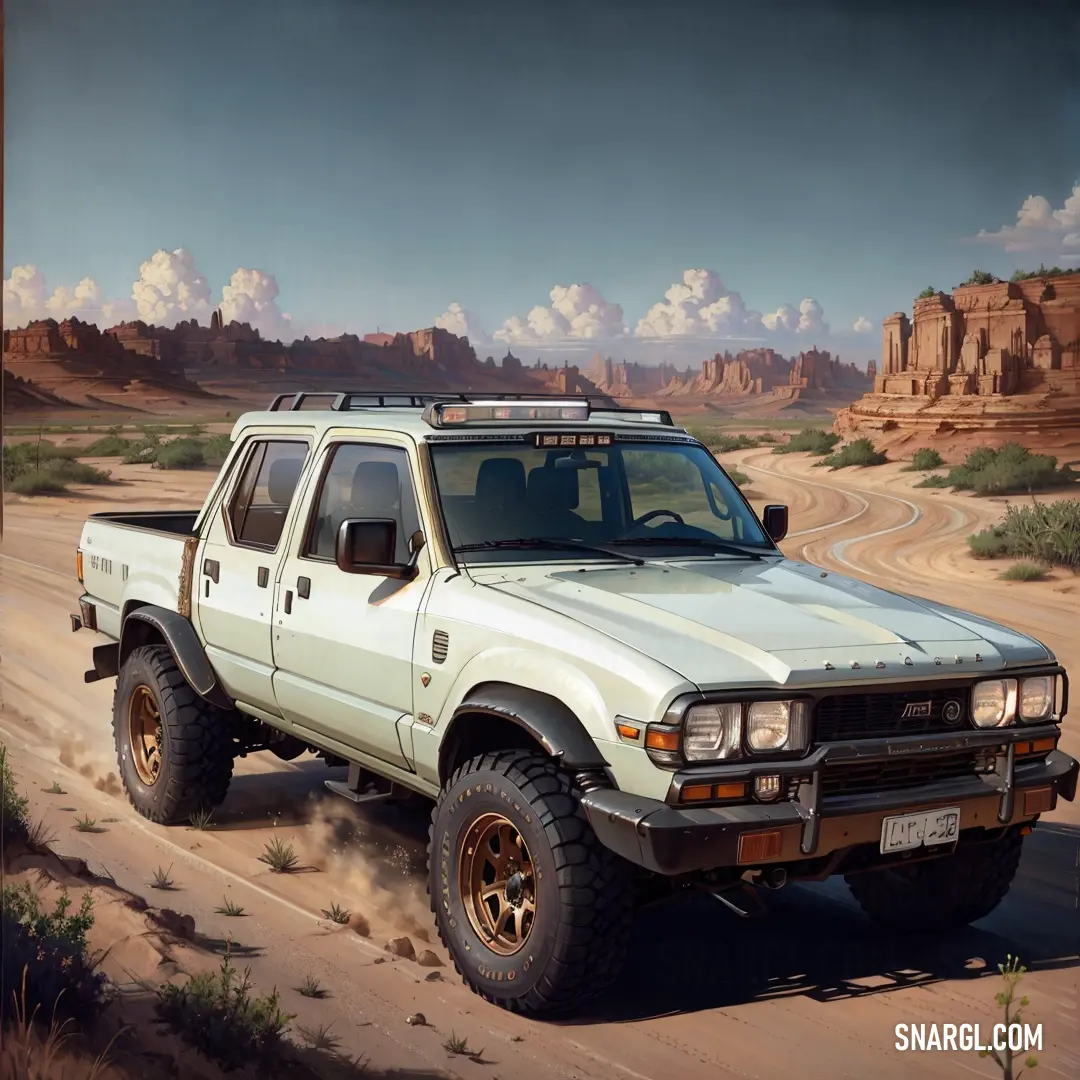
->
[{"left": 73, "top": 391, "right": 1077, "bottom": 1015}]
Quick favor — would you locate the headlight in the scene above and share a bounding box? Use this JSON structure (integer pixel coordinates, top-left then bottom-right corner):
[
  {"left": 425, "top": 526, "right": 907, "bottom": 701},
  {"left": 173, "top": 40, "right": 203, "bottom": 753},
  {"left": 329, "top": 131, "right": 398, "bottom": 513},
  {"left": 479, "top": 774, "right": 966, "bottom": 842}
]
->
[
  {"left": 747, "top": 700, "right": 810, "bottom": 753},
  {"left": 972, "top": 679, "right": 1018, "bottom": 728},
  {"left": 684, "top": 703, "right": 742, "bottom": 762},
  {"left": 1019, "top": 676, "right": 1054, "bottom": 722}
]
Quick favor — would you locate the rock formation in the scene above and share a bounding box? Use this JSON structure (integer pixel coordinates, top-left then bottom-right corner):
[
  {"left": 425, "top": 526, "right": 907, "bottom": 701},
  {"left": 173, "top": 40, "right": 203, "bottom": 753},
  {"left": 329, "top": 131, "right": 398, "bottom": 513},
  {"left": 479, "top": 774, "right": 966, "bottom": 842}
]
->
[
  {"left": 836, "top": 271, "right": 1080, "bottom": 434},
  {"left": 3, "top": 317, "right": 205, "bottom": 408}
]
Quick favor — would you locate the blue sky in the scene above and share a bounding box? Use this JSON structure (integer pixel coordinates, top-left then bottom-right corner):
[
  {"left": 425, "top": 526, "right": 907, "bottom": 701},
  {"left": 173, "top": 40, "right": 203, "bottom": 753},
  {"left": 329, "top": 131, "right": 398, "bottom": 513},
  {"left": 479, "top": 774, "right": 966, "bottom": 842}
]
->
[{"left": 4, "top": 0, "right": 1079, "bottom": 363}]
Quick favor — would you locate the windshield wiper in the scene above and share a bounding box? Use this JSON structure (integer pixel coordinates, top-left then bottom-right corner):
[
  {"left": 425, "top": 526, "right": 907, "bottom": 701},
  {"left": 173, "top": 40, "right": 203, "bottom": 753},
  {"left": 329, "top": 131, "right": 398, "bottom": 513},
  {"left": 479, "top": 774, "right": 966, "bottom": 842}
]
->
[
  {"left": 608, "top": 536, "right": 766, "bottom": 560},
  {"left": 453, "top": 538, "right": 645, "bottom": 566}
]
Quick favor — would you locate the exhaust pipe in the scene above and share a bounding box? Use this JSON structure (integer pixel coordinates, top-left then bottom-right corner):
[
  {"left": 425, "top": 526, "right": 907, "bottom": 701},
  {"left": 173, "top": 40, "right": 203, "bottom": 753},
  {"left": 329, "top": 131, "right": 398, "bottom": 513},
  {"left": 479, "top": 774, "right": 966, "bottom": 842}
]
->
[{"left": 761, "top": 867, "right": 788, "bottom": 890}]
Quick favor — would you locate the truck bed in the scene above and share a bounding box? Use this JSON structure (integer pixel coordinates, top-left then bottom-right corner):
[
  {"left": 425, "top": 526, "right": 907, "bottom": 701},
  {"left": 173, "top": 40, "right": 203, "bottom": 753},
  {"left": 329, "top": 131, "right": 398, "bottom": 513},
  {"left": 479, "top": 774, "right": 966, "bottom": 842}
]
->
[
  {"left": 79, "top": 512, "right": 196, "bottom": 636},
  {"left": 87, "top": 510, "right": 200, "bottom": 536}
]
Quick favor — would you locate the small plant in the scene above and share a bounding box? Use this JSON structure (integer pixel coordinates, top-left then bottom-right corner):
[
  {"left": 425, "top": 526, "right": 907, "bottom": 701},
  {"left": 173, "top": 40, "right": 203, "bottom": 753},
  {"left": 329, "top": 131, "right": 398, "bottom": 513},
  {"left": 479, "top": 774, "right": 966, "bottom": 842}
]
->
[
  {"left": 42, "top": 781, "right": 67, "bottom": 795},
  {"left": 150, "top": 865, "right": 176, "bottom": 890},
  {"left": 321, "top": 903, "right": 352, "bottom": 925},
  {"left": 259, "top": 836, "right": 300, "bottom": 873},
  {"left": 295, "top": 974, "right": 329, "bottom": 1000},
  {"left": 916, "top": 286, "right": 937, "bottom": 300},
  {"left": 821, "top": 437, "right": 887, "bottom": 470},
  {"left": 999, "top": 562, "right": 1049, "bottom": 582},
  {"left": 1, "top": 743, "right": 31, "bottom": 845},
  {"left": 188, "top": 806, "right": 215, "bottom": 830},
  {"left": 960, "top": 269, "right": 999, "bottom": 287},
  {"left": 155, "top": 942, "right": 294, "bottom": 1073},
  {"left": 904, "top": 448, "right": 944, "bottom": 471},
  {"left": 73, "top": 813, "right": 104, "bottom": 833},
  {"left": 978, "top": 954, "right": 1038, "bottom": 1079},
  {"left": 726, "top": 468, "right": 751, "bottom": 487},
  {"left": 443, "top": 1031, "right": 483, "bottom": 1058},
  {"left": 296, "top": 1021, "right": 341, "bottom": 1052},
  {"left": 914, "top": 473, "right": 951, "bottom": 488},
  {"left": 216, "top": 897, "right": 247, "bottom": 917}
]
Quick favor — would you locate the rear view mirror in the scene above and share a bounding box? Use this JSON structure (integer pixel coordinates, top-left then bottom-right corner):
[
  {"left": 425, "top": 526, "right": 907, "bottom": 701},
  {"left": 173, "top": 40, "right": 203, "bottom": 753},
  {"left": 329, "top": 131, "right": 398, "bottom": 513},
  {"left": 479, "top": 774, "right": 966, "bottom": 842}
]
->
[
  {"left": 763, "top": 504, "right": 788, "bottom": 543},
  {"left": 335, "top": 518, "right": 418, "bottom": 580}
]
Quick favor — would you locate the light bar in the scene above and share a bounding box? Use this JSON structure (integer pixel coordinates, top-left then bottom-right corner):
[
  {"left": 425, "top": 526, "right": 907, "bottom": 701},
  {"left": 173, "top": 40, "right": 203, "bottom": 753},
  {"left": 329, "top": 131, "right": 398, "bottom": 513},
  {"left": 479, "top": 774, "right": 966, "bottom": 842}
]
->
[{"left": 425, "top": 400, "right": 589, "bottom": 427}]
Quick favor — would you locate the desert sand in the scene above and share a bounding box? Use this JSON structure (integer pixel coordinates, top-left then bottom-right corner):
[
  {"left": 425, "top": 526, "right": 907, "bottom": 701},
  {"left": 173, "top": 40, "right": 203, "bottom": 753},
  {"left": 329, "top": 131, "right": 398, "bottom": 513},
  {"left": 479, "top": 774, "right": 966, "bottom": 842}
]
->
[{"left": 1, "top": 449, "right": 1079, "bottom": 1079}]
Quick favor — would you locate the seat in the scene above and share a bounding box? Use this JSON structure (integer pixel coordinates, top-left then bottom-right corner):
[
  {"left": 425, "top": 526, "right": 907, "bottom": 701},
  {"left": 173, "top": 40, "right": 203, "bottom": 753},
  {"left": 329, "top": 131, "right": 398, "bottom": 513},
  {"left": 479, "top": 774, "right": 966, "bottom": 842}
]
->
[
  {"left": 315, "top": 459, "right": 405, "bottom": 559},
  {"left": 526, "top": 466, "right": 586, "bottom": 537},
  {"left": 267, "top": 456, "right": 304, "bottom": 506},
  {"left": 449, "top": 457, "right": 528, "bottom": 544}
]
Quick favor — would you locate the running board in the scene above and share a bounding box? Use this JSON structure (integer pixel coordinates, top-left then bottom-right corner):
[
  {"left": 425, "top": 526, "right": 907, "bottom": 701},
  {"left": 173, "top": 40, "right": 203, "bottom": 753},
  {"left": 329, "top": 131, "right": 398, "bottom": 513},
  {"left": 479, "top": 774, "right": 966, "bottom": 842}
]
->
[{"left": 325, "top": 762, "right": 401, "bottom": 805}]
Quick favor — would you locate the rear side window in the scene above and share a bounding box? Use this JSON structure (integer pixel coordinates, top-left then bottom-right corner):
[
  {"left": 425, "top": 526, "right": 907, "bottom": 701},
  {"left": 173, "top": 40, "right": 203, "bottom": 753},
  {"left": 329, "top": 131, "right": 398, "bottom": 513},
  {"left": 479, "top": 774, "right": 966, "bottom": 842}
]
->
[{"left": 228, "top": 440, "right": 309, "bottom": 550}]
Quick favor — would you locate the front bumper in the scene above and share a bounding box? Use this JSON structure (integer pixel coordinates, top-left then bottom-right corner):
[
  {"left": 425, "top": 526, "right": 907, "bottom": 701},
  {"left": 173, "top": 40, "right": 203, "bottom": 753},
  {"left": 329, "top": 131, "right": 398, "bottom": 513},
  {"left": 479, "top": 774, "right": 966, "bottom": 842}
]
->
[{"left": 580, "top": 730, "right": 1079, "bottom": 876}]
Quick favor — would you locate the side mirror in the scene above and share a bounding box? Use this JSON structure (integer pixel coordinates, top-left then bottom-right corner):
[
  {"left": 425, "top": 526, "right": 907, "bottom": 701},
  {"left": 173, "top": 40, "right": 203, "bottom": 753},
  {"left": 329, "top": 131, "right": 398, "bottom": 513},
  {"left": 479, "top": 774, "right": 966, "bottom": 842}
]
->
[
  {"left": 335, "top": 518, "right": 419, "bottom": 580},
  {"left": 763, "top": 504, "right": 788, "bottom": 543}
]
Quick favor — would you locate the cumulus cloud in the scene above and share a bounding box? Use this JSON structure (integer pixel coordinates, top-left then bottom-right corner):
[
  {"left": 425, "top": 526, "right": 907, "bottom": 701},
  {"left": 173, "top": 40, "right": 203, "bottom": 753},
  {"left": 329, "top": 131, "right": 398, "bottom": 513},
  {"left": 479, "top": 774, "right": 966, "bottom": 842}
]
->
[
  {"left": 635, "top": 269, "right": 762, "bottom": 339},
  {"left": 853, "top": 315, "right": 874, "bottom": 333},
  {"left": 131, "top": 248, "right": 214, "bottom": 324},
  {"left": 494, "top": 283, "right": 625, "bottom": 345},
  {"left": 973, "top": 184, "right": 1080, "bottom": 261},
  {"left": 435, "top": 301, "right": 489, "bottom": 343},
  {"left": 219, "top": 267, "right": 293, "bottom": 341},
  {"left": 2, "top": 265, "right": 132, "bottom": 327},
  {"left": 634, "top": 269, "right": 828, "bottom": 341}
]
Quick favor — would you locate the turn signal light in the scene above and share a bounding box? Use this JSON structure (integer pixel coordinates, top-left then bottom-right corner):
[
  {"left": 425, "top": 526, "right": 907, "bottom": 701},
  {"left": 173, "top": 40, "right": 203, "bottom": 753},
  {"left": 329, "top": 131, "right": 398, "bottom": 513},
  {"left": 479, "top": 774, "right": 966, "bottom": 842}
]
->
[
  {"left": 737, "top": 830, "right": 783, "bottom": 864},
  {"left": 1031, "top": 737, "right": 1057, "bottom": 754},
  {"left": 714, "top": 782, "right": 747, "bottom": 800},
  {"left": 681, "top": 784, "right": 714, "bottom": 802},
  {"left": 76, "top": 550, "right": 84, "bottom": 583},
  {"left": 616, "top": 723, "right": 641, "bottom": 741},
  {"left": 645, "top": 729, "right": 680, "bottom": 751}
]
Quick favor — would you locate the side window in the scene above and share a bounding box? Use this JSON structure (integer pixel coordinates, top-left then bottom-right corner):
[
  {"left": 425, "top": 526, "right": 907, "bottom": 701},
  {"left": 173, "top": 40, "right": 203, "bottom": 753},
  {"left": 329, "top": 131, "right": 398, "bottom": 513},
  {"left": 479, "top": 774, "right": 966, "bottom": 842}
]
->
[
  {"left": 303, "top": 443, "right": 420, "bottom": 563},
  {"left": 228, "top": 440, "right": 309, "bottom": 550}
]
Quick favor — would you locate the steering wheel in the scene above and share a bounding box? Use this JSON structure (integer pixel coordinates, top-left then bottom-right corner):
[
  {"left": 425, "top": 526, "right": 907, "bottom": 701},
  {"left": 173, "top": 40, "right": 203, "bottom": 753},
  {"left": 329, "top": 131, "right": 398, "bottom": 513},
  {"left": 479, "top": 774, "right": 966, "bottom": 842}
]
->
[{"left": 628, "top": 509, "right": 685, "bottom": 530}]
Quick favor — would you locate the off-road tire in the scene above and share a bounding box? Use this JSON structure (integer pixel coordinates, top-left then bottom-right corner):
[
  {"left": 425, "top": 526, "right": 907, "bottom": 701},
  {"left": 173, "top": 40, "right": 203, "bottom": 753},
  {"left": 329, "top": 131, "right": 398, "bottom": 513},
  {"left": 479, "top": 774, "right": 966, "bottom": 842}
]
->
[
  {"left": 845, "top": 828, "right": 1024, "bottom": 932},
  {"left": 428, "top": 750, "right": 634, "bottom": 1016},
  {"left": 113, "top": 645, "right": 234, "bottom": 825}
]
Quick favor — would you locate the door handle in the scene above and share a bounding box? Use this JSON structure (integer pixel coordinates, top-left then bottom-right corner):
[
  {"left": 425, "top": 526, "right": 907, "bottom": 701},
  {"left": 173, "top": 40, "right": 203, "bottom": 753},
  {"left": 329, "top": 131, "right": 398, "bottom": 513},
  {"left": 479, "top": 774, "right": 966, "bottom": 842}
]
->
[
  {"left": 203, "top": 558, "right": 220, "bottom": 583},
  {"left": 297, "top": 576, "right": 311, "bottom": 600},
  {"left": 283, "top": 590, "right": 293, "bottom": 615},
  {"left": 257, "top": 566, "right": 269, "bottom": 588}
]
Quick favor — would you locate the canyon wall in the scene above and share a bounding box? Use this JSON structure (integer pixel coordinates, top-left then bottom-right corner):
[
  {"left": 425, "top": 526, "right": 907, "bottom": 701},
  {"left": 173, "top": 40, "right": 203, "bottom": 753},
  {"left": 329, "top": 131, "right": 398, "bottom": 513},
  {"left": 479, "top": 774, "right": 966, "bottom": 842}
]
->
[{"left": 836, "top": 271, "right": 1080, "bottom": 435}]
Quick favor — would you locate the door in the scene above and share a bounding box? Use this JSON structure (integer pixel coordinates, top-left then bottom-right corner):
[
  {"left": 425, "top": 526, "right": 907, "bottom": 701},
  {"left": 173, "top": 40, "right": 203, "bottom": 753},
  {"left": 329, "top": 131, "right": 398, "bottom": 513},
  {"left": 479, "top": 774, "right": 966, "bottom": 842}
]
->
[
  {"left": 271, "top": 439, "right": 427, "bottom": 768},
  {"left": 195, "top": 436, "right": 312, "bottom": 715}
]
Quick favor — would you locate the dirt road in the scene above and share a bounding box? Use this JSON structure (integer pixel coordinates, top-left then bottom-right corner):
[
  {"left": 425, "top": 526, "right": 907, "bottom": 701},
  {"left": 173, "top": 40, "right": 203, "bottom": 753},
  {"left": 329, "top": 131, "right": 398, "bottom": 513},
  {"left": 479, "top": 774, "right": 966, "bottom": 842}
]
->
[{"left": 1, "top": 455, "right": 1078, "bottom": 1080}]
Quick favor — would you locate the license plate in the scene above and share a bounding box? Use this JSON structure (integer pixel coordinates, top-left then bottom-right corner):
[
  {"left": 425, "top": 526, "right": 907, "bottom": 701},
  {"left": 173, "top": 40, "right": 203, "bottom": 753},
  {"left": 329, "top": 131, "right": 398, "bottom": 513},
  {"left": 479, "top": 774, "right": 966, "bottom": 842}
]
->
[{"left": 879, "top": 806, "right": 961, "bottom": 854}]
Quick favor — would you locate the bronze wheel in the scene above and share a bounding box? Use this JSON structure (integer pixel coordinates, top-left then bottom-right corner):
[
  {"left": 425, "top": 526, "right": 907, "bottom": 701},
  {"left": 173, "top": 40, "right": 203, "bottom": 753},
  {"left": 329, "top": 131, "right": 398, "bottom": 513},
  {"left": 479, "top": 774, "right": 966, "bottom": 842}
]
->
[
  {"left": 458, "top": 812, "right": 536, "bottom": 955},
  {"left": 128, "top": 684, "right": 164, "bottom": 786}
]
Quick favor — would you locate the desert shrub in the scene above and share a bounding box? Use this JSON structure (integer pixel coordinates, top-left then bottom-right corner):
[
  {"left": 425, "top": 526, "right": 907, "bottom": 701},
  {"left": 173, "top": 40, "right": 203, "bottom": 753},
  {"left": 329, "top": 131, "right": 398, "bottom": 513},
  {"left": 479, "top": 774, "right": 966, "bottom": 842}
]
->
[
  {"left": 155, "top": 947, "right": 293, "bottom": 1073},
  {"left": 726, "top": 468, "right": 750, "bottom": 487},
  {"left": 121, "top": 434, "right": 163, "bottom": 464},
  {"left": 821, "top": 438, "right": 887, "bottom": 469},
  {"left": 916, "top": 286, "right": 936, "bottom": 300},
  {"left": 999, "top": 561, "right": 1049, "bottom": 581},
  {"left": 967, "top": 527, "right": 1011, "bottom": 559},
  {"left": 0, "top": 744, "right": 30, "bottom": 846},
  {"left": 967, "top": 501, "right": 1080, "bottom": 570},
  {"left": 959, "top": 270, "right": 999, "bottom": 287},
  {"left": 153, "top": 438, "right": 206, "bottom": 470},
  {"left": 201, "top": 434, "right": 234, "bottom": 466},
  {"left": 83, "top": 434, "right": 134, "bottom": 457},
  {"left": 773, "top": 428, "right": 840, "bottom": 456},
  {"left": 0, "top": 884, "right": 107, "bottom": 1030},
  {"left": 914, "top": 474, "right": 951, "bottom": 488},
  {"left": 707, "top": 433, "right": 760, "bottom": 453},
  {"left": 757, "top": 432, "right": 778, "bottom": 443},
  {"left": 1010, "top": 264, "right": 1067, "bottom": 281},
  {"left": 2, "top": 441, "right": 78, "bottom": 484},
  {"left": 904, "top": 448, "right": 944, "bottom": 471},
  {"left": 943, "top": 443, "right": 1075, "bottom": 495},
  {"left": 5, "top": 456, "right": 111, "bottom": 495}
]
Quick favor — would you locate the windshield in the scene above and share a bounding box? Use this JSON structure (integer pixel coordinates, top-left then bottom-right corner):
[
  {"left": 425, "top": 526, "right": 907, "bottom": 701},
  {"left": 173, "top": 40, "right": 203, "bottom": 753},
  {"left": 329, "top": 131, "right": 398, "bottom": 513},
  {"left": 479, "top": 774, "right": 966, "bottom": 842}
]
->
[{"left": 429, "top": 436, "right": 774, "bottom": 562}]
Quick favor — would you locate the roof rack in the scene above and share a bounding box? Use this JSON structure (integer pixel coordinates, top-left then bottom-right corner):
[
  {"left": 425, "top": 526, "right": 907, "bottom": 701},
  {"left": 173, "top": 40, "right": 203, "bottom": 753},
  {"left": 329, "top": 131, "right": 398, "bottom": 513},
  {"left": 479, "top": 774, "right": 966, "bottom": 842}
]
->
[{"left": 266, "top": 390, "right": 674, "bottom": 426}]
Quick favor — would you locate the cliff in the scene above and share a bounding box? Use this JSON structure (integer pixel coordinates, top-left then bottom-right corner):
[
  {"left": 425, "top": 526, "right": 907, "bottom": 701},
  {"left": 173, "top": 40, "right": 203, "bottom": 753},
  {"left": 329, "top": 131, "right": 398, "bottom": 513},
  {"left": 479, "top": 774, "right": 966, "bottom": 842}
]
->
[{"left": 836, "top": 270, "right": 1080, "bottom": 435}]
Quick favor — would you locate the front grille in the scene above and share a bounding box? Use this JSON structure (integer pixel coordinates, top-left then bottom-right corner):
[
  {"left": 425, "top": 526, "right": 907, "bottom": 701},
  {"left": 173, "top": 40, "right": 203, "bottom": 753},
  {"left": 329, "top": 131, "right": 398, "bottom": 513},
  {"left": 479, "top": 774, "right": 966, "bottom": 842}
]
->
[
  {"left": 815, "top": 687, "right": 972, "bottom": 742},
  {"left": 820, "top": 750, "right": 986, "bottom": 799}
]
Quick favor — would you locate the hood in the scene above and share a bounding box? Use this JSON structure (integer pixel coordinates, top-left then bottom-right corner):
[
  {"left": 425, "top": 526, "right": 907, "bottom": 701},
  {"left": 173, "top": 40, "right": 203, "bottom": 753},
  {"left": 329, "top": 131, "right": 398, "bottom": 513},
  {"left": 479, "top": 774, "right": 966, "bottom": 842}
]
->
[{"left": 471, "top": 557, "right": 1051, "bottom": 688}]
